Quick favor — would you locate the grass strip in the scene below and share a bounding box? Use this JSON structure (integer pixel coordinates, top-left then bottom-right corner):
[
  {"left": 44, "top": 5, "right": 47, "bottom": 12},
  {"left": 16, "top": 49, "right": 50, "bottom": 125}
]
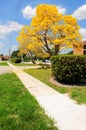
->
[
  {"left": 0, "top": 62, "right": 8, "bottom": 66},
  {"left": 25, "top": 68, "right": 86, "bottom": 104}
]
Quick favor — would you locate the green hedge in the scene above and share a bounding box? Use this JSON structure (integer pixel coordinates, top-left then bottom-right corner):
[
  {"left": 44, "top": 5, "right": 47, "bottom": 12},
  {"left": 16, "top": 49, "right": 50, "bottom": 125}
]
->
[
  {"left": 51, "top": 55, "right": 86, "bottom": 84},
  {"left": 11, "top": 58, "right": 21, "bottom": 63}
]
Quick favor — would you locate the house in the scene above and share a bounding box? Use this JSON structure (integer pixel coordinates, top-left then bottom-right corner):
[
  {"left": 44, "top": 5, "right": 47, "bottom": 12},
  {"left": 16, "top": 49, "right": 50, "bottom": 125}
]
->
[
  {"left": 2, "top": 55, "right": 9, "bottom": 60},
  {"left": 0, "top": 56, "right": 2, "bottom": 61},
  {"left": 73, "top": 41, "right": 86, "bottom": 55}
]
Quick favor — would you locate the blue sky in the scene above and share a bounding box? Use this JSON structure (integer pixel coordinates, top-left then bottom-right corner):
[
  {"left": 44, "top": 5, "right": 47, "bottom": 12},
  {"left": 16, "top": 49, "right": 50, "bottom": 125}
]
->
[{"left": 0, "top": 0, "right": 86, "bottom": 55}]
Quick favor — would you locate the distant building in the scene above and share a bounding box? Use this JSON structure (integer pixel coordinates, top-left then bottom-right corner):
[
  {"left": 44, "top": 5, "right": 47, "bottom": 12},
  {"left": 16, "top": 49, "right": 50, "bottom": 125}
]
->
[
  {"left": 73, "top": 41, "right": 86, "bottom": 55},
  {"left": 2, "top": 55, "right": 9, "bottom": 60},
  {"left": 0, "top": 56, "right": 2, "bottom": 61}
]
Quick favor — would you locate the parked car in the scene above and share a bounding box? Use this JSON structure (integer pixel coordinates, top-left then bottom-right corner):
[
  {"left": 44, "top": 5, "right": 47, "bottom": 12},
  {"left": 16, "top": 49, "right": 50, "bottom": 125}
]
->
[{"left": 42, "top": 59, "right": 51, "bottom": 63}]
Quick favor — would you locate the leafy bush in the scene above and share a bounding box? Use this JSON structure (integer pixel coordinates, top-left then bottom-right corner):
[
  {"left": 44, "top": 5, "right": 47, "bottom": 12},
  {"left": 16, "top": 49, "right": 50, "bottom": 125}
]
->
[
  {"left": 51, "top": 55, "right": 86, "bottom": 84},
  {"left": 23, "top": 55, "right": 30, "bottom": 62},
  {"left": 11, "top": 58, "right": 21, "bottom": 63}
]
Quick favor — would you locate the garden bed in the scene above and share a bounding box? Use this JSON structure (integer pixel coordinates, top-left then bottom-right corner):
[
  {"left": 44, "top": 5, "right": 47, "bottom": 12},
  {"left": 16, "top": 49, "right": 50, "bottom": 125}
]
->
[
  {"left": 49, "top": 77, "right": 86, "bottom": 88},
  {"left": 25, "top": 68, "right": 86, "bottom": 104}
]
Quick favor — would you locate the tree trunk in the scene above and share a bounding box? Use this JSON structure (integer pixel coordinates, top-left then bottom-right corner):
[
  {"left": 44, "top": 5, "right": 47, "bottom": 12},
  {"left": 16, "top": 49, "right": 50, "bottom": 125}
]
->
[
  {"left": 27, "top": 52, "right": 36, "bottom": 64},
  {"left": 55, "top": 45, "right": 59, "bottom": 55},
  {"left": 21, "top": 54, "right": 24, "bottom": 63},
  {"left": 43, "top": 34, "right": 51, "bottom": 56}
]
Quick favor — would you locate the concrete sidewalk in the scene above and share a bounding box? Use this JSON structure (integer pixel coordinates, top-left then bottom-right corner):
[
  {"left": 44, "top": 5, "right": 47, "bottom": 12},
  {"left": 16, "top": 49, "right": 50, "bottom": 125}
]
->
[
  {"left": 16, "top": 65, "right": 41, "bottom": 70},
  {"left": 8, "top": 62, "right": 86, "bottom": 130},
  {"left": 0, "top": 66, "right": 12, "bottom": 75}
]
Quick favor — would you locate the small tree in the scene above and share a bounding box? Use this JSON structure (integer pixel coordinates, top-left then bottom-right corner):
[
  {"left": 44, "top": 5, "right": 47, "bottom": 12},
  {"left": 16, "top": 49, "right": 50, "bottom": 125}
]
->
[{"left": 11, "top": 50, "right": 20, "bottom": 58}]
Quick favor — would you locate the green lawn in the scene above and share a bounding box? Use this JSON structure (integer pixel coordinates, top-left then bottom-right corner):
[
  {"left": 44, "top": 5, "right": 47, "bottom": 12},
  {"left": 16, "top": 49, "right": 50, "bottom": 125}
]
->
[
  {"left": 0, "top": 61, "right": 8, "bottom": 66},
  {"left": 0, "top": 73, "right": 58, "bottom": 130},
  {"left": 25, "top": 68, "right": 86, "bottom": 104}
]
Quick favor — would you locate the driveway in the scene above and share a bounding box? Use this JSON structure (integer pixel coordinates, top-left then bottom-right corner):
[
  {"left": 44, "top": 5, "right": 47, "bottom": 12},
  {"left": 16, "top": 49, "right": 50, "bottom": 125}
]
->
[
  {"left": 17, "top": 65, "right": 41, "bottom": 70},
  {"left": 0, "top": 66, "right": 12, "bottom": 75}
]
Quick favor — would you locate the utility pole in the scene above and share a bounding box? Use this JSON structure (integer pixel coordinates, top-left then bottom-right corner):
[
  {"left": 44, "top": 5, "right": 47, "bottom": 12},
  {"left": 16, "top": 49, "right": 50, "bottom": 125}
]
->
[
  {"left": 21, "top": 54, "right": 24, "bottom": 63},
  {"left": 9, "top": 48, "right": 11, "bottom": 61}
]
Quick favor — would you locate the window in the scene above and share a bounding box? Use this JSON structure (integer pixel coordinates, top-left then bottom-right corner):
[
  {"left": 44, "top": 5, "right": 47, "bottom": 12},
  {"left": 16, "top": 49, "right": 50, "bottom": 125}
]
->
[
  {"left": 83, "top": 45, "right": 86, "bottom": 55},
  {"left": 84, "top": 45, "right": 86, "bottom": 49},
  {"left": 84, "top": 50, "right": 86, "bottom": 55}
]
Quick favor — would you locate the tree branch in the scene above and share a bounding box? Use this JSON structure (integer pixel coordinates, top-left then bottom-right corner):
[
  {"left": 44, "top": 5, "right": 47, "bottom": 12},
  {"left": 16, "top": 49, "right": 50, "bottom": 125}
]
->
[{"left": 43, "top": 31, "right": 51, "bottom": 56}]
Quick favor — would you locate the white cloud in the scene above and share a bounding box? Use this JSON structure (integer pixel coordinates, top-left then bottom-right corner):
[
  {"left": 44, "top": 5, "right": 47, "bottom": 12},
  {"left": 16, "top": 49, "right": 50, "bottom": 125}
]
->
[
  {"left": 0, "top": 21, "right": 23, "bottom": 39},
  {"left": 22, "top": 5, "right": 66, "bottom": 19},
  {"left": 0, "top": 35, "right": 6, "bottom": 39},
  {"left": 0, "top": 42, "right": 3, "bottom": 48},
  {"left": 57, "top": 5, "right": 66, "bottom": 14},
  {"left": 7, "top": 21, "right": 23, "bottom": 32},
  {"left": 79, "top": 28, "right": 86, "bottom": 41},
  {"left": 72, "top": 4, "right": 86, "bottom": 20},
  {"left": 11, "top": 45, "right": 18, "bottom": 51},
  {"left": 22, "top": 6, "right": 36, "bottom": 19}
]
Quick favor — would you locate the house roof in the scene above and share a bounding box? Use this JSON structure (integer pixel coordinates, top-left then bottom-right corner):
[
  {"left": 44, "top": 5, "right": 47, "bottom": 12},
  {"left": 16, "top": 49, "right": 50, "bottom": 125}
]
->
[
  {"left": 2, "top": 55, "right": 9, "bottom": 59},
  {"left": 81, "top": 41, "right": 86, "bottom": 44}
]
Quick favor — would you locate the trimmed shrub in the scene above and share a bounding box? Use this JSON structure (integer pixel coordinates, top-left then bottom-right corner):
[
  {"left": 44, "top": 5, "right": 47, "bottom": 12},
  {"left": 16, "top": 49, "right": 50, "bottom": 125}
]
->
[
  {"left": 11, "top": 58, "right": 21, "bottom": 63},
  {"left": 51, "top": 55, "right": 86, "bottom": 84}
]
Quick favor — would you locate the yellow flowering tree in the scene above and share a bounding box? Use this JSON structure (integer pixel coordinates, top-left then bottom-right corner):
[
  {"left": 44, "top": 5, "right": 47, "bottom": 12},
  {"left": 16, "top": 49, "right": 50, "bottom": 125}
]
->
[
  {"left": 17, "top": 26, "right": 49, "bottom": 63},
  {"left": 17, "top": 4, "right": 82, "bottom": 59}
]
